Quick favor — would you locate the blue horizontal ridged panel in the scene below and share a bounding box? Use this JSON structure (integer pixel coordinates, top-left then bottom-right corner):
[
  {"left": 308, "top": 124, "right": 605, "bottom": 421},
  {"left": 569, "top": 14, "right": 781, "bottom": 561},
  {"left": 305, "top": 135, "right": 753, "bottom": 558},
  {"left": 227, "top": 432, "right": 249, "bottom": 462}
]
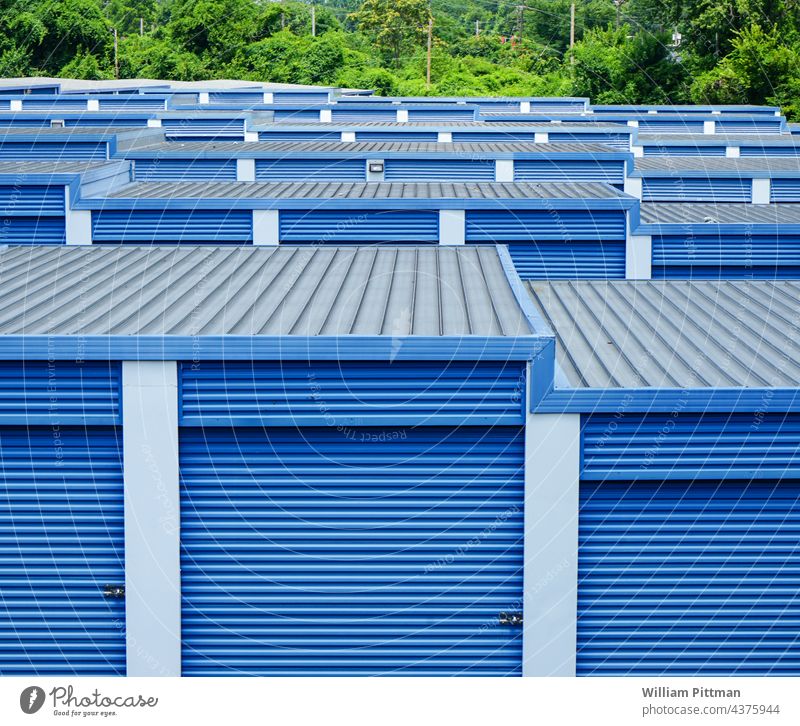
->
[
  {"left": 408, "top": 110, "right": 475, "bottom": 121},
  {"left": 273, "top": 110, "right": 321, "bottom": 122},
  {"left": 66, "top": 117, "right": 148, "bottom": 127},
  {"left": 505, "top": 241, "right": 626, "bottom": 280},
  {"left": 0, "top": 426, "right": 125, "bottom": 675},
  {"left": 0, "top": 361, "right": 119, "bottom": 424},
  {"left": 162, "top": 119, "right": 244, "bottom": 139},
  {"left": 740, "top": 146, "right": 800, "bottom": 157},
  {"left": 23, "top": 100, "right": 87, "bottom": 111},
  {"left": 383, "top": 159, "right": 495, "bottom": 182},
  {"left": 331, "top": 110, "right": 397, "bottom": 122},
  {"left": 179, "top": 361, "right": 525, "bottom": 426},
  {"left": 770, "top": 179, "right": 800, "bottom": 202},
  {"left": 578, "top": 479, "right": 800, "bottom": 676},
  {"left": 133, "top": 159, "right": 237, "bottom": 181},
  {"left": 0, "top": 119, "right": 51, "bottom": 128},
  {"left": 581, "top": 413, "right": 800, "bottom": 481},
  {"left": 642, "top": 178, "right": 751, "bottom": 202},
  {"left": 92, "top": 210, "right": 252, "bottom": 243},
  {"left": 451, "top": 132, "right": 536, "bottom": 142},
  {"left": 0, "top": 141, "right": 106, "bottom": 160},
  {"left": 180, "top": 425, "right": 524, "bottom": 676},
  {"left": 273, "top": 92, "right": 330, "bottom": 104},
  {"left": 637, "top": 120, "right": 704, "bottom": 133},
  {"left": 208, "top": 92, "right": 263, "bottom": 105},
  {"left": 259, "top": 131, "right": 340, "bottom": 142},
  {"left": 355, "top": 132, "right": 439, "bottom": 142},
  {"left": 652, "top": 234, "right": 800, "bottom": 279},
  {"left": 0, "top": 218, "right": 65, "bottom": 245},
  {"left": 255, "top": 159, "right": 365, "bottom": 182},
  {"left": 642, "top": 145, "right": 726, "bottom": 157},
  {"left": 0, "top": 186, "right": 64, "bottom": 215},
  {"left": 466, "top": 210, "right": 627, "bottom": 241},
  {"left": 280, "top": 210, "right": 439, "bottom": 242},
  {"left": 716, "top": 120, "right": 782, "bottom": 134},
  {"left": 98, "top": 99, "right": 165, "bottom": 110},
  {"left": 514, "top": 160, "right": 624, "bottom": 184},
  {"left": 548, "top": 133, "right": 630, "bottom": 149}
]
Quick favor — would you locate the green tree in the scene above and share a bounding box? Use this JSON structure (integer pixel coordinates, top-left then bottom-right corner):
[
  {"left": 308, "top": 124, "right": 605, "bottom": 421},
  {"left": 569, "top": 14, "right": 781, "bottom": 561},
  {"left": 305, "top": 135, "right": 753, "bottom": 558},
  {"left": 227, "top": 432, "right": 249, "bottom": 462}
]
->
[{"left": 351, "top": 0, "right": 432, "bottom": 66}]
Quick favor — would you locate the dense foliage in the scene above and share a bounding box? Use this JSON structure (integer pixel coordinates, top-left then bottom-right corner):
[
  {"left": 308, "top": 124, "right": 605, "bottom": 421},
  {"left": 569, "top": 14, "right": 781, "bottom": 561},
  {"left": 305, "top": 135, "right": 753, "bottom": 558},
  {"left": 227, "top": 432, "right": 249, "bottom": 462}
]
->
[{"left": 0, "top": 0, "right": 798, "bottom": 114}]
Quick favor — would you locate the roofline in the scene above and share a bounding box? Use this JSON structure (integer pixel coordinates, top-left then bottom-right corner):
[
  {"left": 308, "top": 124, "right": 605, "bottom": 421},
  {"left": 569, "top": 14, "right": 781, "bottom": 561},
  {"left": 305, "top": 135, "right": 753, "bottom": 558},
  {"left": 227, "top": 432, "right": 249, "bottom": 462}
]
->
[
  {"left": 0, "top": 335, "right": 548, "bottom": 361},
  {"left": 636, "top": 221, "right": 800, "bottom": 234}
]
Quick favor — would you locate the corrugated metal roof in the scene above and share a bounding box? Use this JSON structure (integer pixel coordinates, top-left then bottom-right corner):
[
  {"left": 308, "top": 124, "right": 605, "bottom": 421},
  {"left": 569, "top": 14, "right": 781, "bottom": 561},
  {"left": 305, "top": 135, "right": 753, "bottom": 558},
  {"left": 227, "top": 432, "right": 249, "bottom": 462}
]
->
[
  {"left": 636, "top": 157, "right": 800, "bottom": 171},
  {"left": 106, "top": 180, "right": 624, "bottom": 200},
  {"left": 526, "top": 280, "right": 800, "bottom": 389},
  {"left": 637, "top": 133, "right": 799, "bottom": 144},
  {"left": 264, "top": 121, "right": 631, "bottom": 131},
  {"left": 125, "top": 140, "right": 619, "bottom": 155},
  {"left": 0, "top": 126, "right": 144, "bottom": 137},
  {"left": 640, "top": 203, "right": 800, "bottom": 225},
  {"left": 0, "top": 245, "right": 532, "bottom": 337}
]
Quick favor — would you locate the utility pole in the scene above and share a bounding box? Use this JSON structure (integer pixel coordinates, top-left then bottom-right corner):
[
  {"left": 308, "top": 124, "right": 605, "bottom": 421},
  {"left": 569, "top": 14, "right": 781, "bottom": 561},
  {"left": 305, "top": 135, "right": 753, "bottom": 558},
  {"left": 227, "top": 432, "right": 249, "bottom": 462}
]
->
[
  {"left": 426, "top": 17, "right": 433, "bottom": 88},
  {"left": 569, "top": 1, "right": 575, "bottom": 64},
  {"left": 113, "top": 28, "right": 119, "bottom": 79},
  {"left": 139, "top": 17, "right": 144, "bottom": 36},
  {"left": 516, "top": 4, "right": 524, "bottom": 39},
  {"left": 475, "top": 19, "right": 480, "bottom": 37},
  {"left": 311, "top": 6, "right": 316, "bottom": 37},
  {"left": 614, "top": 0, "right": 623, "bottom": 29}
]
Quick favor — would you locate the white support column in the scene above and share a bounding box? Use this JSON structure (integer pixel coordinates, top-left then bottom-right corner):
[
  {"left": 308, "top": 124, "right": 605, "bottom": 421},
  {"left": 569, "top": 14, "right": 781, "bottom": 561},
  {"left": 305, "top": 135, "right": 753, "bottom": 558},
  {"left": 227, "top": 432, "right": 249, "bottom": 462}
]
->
[
  {"left": 495, "top": 159, "right": 515, "bottom": 182},
  {"left": 64, "top": 187, "right": 92, "bottom": 245},
  {"left": 236, "top": 159, "right": 256, "bottom": 182},
  {"left": 253, "top": 209, "right": 280, "bottom": 245},
  {"left": 198, "top": 92, "right": 210, "bottom": 104},
  {"left": 366, "top": 159, "right": 385, "bottom": 182},
  {"left": 534, "top": 132, "right": 549, "bottom": 143},
  {"left": 647, "top": 109, "right": 658, "bottom": 114},
  {"left": 703, "top": 120, "right": 716, "bottom": 134},
  {"left": 626, "top": 212, "right": 652, "bottom": 279},
  {"left": 520, "top": 101, "right": 531, "bottom": 113},
  {"left": 9, "top": 100, "right": 22, "bottom": 111},
  {"left": 438, "top": 209, "right": 465, "bottom": 245},
  {"left": 437, "top": 131, "right": 452, "bottom": 143},
  {"left": 623, "top": 177, "right": 642, "bottom": 200},
  {"left": 631, "top": 145, "right": 644, "bottom": 157},
  {"left": 341, "top": 131, "right": 356, "bottom": 143},
  {"left": 523, "top": 397, "right": 580, "bottom": 677},
  {"left": 262, "top": 92, "right": 274, "bottom": 104},
  {"left": 396, "top": 109, "right": 409, "bottom": 123},
  {"left": 725, "top": 146, "right": 740, "bottom": 158},
  {"left": 123, "top": 361, "right": 180, "bottom": 677},
  {"left": 711, "top": 109, "right": 722, "bottom": 115},
  {"left": 146, "top": 118, "right": 162, "bottom": 128},
  {"left": 87, "top": 99, "right": 100, "bottom": 111},
  {"left": 752, "top": 178, "right": 771, "bottom": 205},
  {"left": 243, "top": 131, "right": 259, "bottom": 142},
  {"left": 319, "top": 109, "right": 332, "bottom": 123},
  {"left": 627, "top": 120, "right": 639, "bottom": 128}
]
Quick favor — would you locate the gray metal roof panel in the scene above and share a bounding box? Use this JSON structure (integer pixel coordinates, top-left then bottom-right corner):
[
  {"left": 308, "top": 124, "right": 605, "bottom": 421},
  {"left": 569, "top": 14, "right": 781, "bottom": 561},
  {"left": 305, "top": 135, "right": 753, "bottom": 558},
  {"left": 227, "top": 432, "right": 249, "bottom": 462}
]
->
[
  {"left": 0, "top": 160, "right": 123, "bottom": 175},
  {"left": 637, "top": 133, "right": 800, "bottom": 145},
  {"left": 0, "top": 245, "right": 532, "bottom": 337},
  {"left": 635, "top": 157, "right": 800, "bottom": 171},
  {"left": 262, "top": 120, "right": 632, "bottom": 131},
  {"left": 639, "top": 203, "right": 800, "bottom": 225},
  {"left": 106, "top": 180, "right": 625, "bottom": 200},
  {"left": 123, "top": 140, "right": 620, "bottom": 155},
  {"left": 526, "top": 280, "right": 800, "bottom": 389}
]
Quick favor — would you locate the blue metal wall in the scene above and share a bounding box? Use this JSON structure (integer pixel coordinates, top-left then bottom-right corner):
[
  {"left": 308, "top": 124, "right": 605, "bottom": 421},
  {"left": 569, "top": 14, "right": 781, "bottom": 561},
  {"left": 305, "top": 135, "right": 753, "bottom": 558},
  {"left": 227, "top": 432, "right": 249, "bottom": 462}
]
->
[
  {"left": 383, "top": 159, "right": 495, "bottom": 182},
  {"left": 279, "top": 210, "right": 439, "bottom": 243},
  {"left": 641, "top": 178, "right": 752, "bottom": 202},
  {"left": 92, "top": 210, "right": 253, "bottom": 243},
  {"left": 255, "top": 159, "right": 366, "bottom": 182},
  {"left": 133, "top": 159, "right": 238, "bottom": 181}
]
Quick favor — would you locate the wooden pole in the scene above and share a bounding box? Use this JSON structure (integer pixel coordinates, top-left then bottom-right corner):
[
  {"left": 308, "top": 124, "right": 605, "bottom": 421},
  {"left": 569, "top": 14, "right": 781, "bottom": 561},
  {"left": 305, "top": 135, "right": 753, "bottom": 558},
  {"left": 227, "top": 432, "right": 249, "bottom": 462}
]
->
[
  {"left": 311, "top": 6, "right": 316, "bottom": 37},
  {"left": 113, "top": 28, "right": 119, "bottom": 79},
  {"left": 426, "top": 17, "right": 433, "bottom": 88},
  {"left": 569, "top": 1, "right": 575, "bottom": 64},
  {"left": 139, "top": 17, "right": 144, "bottom": 36}
]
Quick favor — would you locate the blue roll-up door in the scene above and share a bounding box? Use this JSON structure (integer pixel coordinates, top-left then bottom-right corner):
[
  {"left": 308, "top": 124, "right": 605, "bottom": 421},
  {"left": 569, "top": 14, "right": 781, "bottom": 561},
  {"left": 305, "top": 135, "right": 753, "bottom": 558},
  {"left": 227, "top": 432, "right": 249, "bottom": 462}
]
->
[
  {"left": 208, "top": 92, "right": 264, "bottom": 105},
  {"left": 66, "top": 117, "right": 148, "bottom": 127},
  {"left": 0, "top": 426, "right": 125, "bottom": 675},
  {"left": 548, "top": 133, "right": 630, "bottom": 149},
  {"left": 652, "top": 234, "right": 800, "bottom": 279},
  {"left": 273, "top": 92, "right": 330, "bottom": 104},
  {"left": 383, "top": 159, "right": 495, "bottom": 181},
  {"left": 259, "top": 131, "right": 341, "bottom": 142},
  {"left": 0, "top": 141, "right": 107, "bottom": 160},
  {"left": 577, "top": 412, "right": 800, "bottom": 676},
  {"left": 740, "top": 146, "right": 800, "bottom": 157},
  {"left": 92, "top": 210, "right": 252, "bottom": 243},
  {"left": 637, "top": 119, "right": 704, "bottom": 133},
  {"left": 98, "top": 98, "right": 166, "bottom": 110},
  {"left": 465, "top": 210, "right": 627, "bottom": 241},
  {"left": 506, "top": 241, "right": 626, "bottom": 279},
  {"left": 514, "top": 160, "right": 624, "bottom": 185},
  {"left": 0, "top": 218, "right": 66, "bottom": 245},
  {"left": 0, "top": 185, "right": 64, "bottom": 215},
  {"left": 255, "top": 159, "right": 366, "bottom": 182},
  {"left": 133, "top": 159, "right": 237, "bottom": 181},
  {"left": 451, "top": 132, "right": 536, "bottom": 142},
  {"left": 770, "top": 179, "right": 800, "bottom": 201},
  {"left": 355, "top": 131, "right": 439, "bottom": 142},
  {"left": 408, "top": 109, "right": 475, "bottom": 122},
  {"left": 641, "top": 145, "right": 726, "bottom": 157},
  {"left": 641, "top": 178, "right": 752, "bottom": 202},
  {"left": 272, "top": 110, "right": 321, "bottom": 122},
  {"left": 716, "top": 119, "right": 783, "bottom": 134},
  {"left": 23, "top": 99, "right": 87, "bottom": 111},
  {"left": 162, "top": 119, "right": 245, "bottom": 140},
  {"left": 331, "top": 109, "right": 397, "bottom": 122},
  {"left": 180, "top": 425, "right": 524, "bottom": 676},
  {"left": 280, "top": 210, "right": 439, "bottom": 243}
]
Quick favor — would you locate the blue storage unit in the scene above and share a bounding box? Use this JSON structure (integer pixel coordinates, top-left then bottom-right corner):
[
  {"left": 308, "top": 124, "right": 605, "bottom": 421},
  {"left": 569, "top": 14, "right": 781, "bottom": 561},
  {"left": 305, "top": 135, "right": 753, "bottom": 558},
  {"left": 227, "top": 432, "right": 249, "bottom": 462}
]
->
[
  {"left": 383, "top": 158, "right": 495, "bottom": 181},
  {"left": 134, "top": 159, "right": 237, "bottom": 181},
  {"left": 641, "top": 178, "right": 752, "bottom": 202},
  {"left": 514, "top": 159, "right": 625, "bottom": 185},
  {"left": 255, "top": 158, "right": 366, "bottom": 182},
  {"left": 0, "top": 141, "right": 107, "bottom": 161},
  {"left": 91, "top": 210, "right": 253, "bottom": 243},
  {"left": 280, "top": 209, "right": 439, "bottom": 242},
  {"left": 0, "top": 182, "right": 65, "bottom": 245}
]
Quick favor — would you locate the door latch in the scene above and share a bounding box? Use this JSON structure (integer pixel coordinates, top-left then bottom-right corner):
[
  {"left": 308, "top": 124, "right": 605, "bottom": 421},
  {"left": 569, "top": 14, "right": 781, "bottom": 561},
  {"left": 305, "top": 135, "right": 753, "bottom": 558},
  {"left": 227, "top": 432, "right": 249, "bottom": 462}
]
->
[
  {"left": 498, "top": 611, "right": 523, "bottom": 626},
  {"left": 103, "top": 584, "right": 125, "bottom": 599}
]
